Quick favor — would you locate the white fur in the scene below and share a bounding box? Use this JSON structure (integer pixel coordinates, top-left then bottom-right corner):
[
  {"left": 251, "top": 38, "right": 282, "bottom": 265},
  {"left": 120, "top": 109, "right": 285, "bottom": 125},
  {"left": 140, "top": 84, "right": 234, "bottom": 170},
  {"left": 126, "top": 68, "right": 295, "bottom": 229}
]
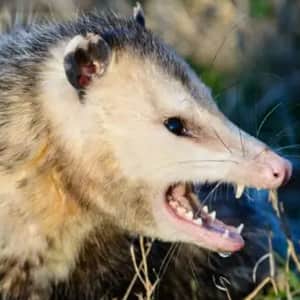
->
[{"left": 39, "top": 37, "right": 287, "bottom": 251}]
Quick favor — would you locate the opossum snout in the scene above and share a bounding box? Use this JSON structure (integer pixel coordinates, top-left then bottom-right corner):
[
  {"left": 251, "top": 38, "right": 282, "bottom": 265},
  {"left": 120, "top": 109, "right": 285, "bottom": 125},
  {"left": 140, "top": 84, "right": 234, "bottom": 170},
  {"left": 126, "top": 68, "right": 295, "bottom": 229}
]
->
[{"left": 255, "top": 149, "right": 292, "bottom": 188}]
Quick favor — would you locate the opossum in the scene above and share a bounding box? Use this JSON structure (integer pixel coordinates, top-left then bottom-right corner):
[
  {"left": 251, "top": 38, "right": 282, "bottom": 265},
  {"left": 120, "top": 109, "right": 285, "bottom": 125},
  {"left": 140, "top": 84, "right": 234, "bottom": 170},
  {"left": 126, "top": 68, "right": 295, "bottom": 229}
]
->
[{"left": 0, "top": 4, "right": 292, "bottom": 300}]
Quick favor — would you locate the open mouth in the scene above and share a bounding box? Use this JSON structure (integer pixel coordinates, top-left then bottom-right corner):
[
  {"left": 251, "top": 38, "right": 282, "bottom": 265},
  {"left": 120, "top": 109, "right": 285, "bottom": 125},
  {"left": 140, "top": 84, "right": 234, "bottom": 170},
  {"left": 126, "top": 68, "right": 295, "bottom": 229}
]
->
[{"left": 164, "top": 183, "right": 245, "bottom": 256}]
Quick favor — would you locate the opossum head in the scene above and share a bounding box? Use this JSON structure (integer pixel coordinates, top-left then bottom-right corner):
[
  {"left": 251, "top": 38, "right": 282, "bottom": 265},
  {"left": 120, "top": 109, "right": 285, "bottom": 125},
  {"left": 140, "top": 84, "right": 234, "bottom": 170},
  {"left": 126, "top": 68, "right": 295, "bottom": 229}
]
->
[{"left": 43, "top": 12, "right": 292, "bottom": 254}]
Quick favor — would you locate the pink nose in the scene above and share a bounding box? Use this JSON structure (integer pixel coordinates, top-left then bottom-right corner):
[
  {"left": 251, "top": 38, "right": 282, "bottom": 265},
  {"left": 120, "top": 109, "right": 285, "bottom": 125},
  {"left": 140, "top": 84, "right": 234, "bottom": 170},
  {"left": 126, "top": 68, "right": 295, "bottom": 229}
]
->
[{"left": 261, "top": 150, "right": 292, "bottom": 188}]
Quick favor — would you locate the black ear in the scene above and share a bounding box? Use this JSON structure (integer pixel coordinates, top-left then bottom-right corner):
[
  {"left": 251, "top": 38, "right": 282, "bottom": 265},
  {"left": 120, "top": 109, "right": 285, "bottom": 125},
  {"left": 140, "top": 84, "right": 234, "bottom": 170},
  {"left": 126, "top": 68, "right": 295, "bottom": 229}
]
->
[
  {"left": 64, "top": 33, "right": 111, "bottom": 90},
  {"left": 133, "top": 2, "right": 146, "bottom": 28}
]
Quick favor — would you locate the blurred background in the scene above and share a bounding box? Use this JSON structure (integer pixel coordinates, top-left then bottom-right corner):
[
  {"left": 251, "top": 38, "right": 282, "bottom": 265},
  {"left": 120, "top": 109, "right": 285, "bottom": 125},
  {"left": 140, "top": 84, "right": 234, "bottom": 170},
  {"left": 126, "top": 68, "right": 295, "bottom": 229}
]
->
[{"left": 0, "top": 0, "right": 299, "bottom": 297}]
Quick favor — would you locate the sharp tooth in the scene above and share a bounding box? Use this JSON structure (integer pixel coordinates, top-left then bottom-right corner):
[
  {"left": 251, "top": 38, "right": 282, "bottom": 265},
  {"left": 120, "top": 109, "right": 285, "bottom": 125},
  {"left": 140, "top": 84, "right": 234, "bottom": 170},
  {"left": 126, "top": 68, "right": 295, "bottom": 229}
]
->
[
  {"left": 185, "top": 211, "right": 193, "bottom": 220},
  {"left": 176, "top": 207, "right": 186, "bottom": 215},
  {"left": 194, "top": 218, "right": 203, "bottom": 226},
  {"left": 202, "top": 206, "right": 208, "bottom": 213},
  {"left": 222, "top": 229, "right": 229, "bottom": 239},
  {"left": 209, "top": 211, "right": 216, "bottom": 220},
  {"left": 235, "top": 184, "right": 245, "bottom": 199},
  {"left": 218, "top": 252, "right": 232, "bottom": 258},
  {"left": 237, "top": 223, "right": 244, "bottom": 234},
  {"left": 169, "top": 201, "right": 177, "bottom": 209}
]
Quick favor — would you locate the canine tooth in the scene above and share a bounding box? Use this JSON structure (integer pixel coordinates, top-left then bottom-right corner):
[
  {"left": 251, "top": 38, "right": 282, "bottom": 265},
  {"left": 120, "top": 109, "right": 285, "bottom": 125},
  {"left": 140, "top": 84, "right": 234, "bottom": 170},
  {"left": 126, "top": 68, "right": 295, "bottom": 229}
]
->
[
  {"left": 235, "top": 184, "right": 245, "bottom": 199},
  {"left": 237, "top": 223, "right": 244, "bottom": 234},
  {"left": 185, "top": 211, "right": 193, "bottom": 220},
  {"left": 209, "top": 211, "right": 216, "bottom": 220},
  {"left": 222, "top": 229, "right": 229, "bottom": 239},
  {"left": 218, "top": 252, "right": 232, "bottom": 258},
  {"left": 194, "top": 218, "right": 203, "bottom": 226},
  {"left": 202, "top": 206, "right": 208, "bottom": 213}
]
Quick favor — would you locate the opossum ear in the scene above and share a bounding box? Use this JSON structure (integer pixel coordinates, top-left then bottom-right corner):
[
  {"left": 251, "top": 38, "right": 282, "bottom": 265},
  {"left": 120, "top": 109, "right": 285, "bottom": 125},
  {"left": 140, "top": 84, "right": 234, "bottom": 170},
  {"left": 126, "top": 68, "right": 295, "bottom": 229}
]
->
[
  {"left": 64, "top": 34, "right": 111, "bottom": 90},
  {"left": 133, "top": 2, "right": 146, "bottom": 28}
]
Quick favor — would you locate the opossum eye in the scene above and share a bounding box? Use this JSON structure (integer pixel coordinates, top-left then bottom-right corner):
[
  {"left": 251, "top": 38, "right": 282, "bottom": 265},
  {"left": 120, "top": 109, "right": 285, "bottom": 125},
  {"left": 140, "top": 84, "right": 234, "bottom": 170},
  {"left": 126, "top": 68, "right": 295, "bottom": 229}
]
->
[{"left": 164, "top": 117, "right": 187, "bottom": 136}]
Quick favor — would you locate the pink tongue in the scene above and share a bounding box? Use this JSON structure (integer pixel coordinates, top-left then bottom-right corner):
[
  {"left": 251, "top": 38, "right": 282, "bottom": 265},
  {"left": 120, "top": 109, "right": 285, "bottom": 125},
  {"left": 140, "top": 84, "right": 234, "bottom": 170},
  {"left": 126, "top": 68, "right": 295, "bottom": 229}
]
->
[{"left": 172, "top": 184, "right": 240, "bottom": 238}]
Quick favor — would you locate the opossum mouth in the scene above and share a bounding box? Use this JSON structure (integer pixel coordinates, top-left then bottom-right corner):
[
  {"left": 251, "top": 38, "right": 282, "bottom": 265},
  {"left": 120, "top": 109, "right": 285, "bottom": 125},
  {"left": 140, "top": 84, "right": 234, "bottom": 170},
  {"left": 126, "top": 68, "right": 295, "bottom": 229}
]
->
[{"left": 164, "top": 183, "right": 245, "bottom": 255}]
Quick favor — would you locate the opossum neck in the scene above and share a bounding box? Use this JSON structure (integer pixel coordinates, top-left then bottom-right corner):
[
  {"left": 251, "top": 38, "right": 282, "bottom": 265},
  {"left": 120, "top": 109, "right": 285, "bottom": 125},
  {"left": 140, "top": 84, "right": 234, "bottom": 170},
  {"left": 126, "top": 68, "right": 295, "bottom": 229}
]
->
[
  {"left": 33, "top": 160, "right": 140, "bottom": 292},
  {"left": 0, "top": 142, "right": 100, "bottom": 299},
  {"left": 19, "top": 158, "right": 95, "bottom": 271}
]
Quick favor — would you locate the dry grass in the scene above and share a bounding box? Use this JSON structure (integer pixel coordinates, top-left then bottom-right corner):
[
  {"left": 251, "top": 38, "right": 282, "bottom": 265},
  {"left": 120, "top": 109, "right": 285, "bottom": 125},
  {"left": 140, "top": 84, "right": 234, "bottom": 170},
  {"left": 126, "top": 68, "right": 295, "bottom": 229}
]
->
[
  {"left": 123, "top": 237, "right": 159, "bottom": 300},
  {"left": 244, "top": 191, "right": 300, "bottom": 300}
]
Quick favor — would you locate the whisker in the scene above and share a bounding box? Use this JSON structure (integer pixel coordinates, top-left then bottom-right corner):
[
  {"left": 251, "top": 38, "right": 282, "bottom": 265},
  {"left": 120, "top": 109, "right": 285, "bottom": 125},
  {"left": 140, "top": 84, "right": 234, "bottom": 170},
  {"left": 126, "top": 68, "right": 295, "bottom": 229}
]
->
[
  {"left": 284, "top": 155, "right": 300, "bottom": 159},
  {"left": 194, "top": 182, "right": 222, "bottom": 218},
  {"left": 146, "top": 159, "right": 239, "bottom": 178},
  {"left": 275, "top": 144, "right": 300, "bottom": 152},
  {"left": 239, "top": 128, "right": 246, "bottom": 158},
  {"left": 177, "top": 159, "right": 238, "bottom": 165},
  {"left": 256, "top": 102, "right": 282, "bottom": 137},
  {"left": 212, "top": 128, "right": 232, "bottom": 154}
]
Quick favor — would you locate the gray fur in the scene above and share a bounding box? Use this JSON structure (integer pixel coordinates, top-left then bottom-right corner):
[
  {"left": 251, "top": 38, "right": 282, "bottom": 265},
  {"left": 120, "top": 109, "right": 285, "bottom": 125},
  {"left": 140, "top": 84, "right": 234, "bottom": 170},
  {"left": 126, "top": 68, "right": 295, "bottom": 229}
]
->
[
  {"left": 0, "top": 11, "right": 201, "bottom": 172},
  {"left": 0, "top": 11, "right": 271, "bottom": 300},
  {"left": 0, "top": 12, "right": 196, "bottom": 99}
]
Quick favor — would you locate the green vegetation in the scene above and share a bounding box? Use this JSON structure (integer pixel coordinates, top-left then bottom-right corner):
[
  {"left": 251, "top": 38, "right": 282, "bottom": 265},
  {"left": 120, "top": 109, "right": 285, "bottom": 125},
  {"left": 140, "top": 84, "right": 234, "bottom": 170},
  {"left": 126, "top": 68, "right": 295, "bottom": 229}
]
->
[{"left": 250, "top": 0, "right": 273, "bottom": 18}]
